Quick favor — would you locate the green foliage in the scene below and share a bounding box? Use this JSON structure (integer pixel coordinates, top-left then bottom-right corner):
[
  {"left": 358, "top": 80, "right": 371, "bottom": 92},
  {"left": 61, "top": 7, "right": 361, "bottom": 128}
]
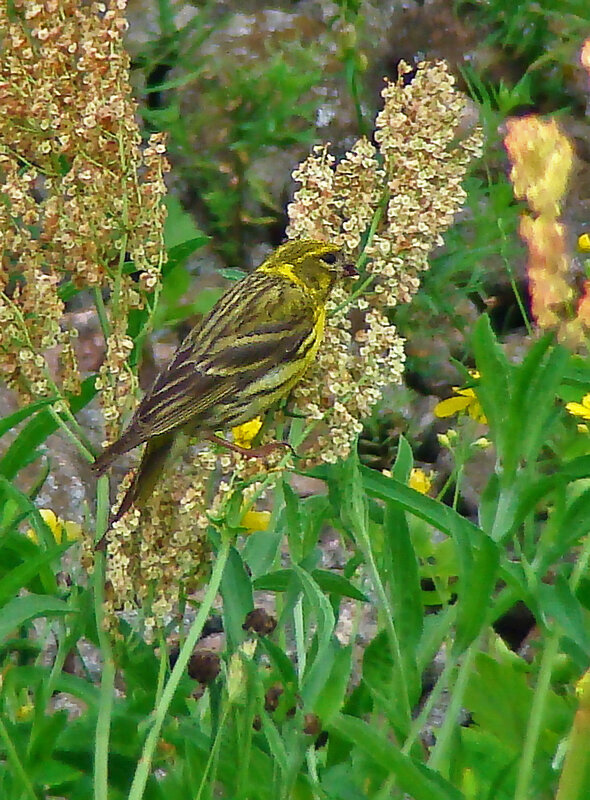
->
[
  {"left": 2, "top": 4, "right": 590, "bottom": 800},
  {"left": 455, "top": 0, "right": 590, "bottom": 108},
  {"left": 136, "top": 4, "right": 325, "bottom": 264}
]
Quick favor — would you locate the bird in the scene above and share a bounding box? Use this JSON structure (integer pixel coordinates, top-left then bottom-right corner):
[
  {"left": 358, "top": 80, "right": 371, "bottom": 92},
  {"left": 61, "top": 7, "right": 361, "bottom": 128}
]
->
[{"left": 92, "top": 239, "right": 354, "bottom": 539}]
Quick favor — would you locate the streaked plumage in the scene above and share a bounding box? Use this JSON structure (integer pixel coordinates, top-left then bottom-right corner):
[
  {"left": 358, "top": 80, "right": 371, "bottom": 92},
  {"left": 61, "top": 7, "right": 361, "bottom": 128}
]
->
[{"left": 92, "top": 239, "right": 350, "bottom": 531}]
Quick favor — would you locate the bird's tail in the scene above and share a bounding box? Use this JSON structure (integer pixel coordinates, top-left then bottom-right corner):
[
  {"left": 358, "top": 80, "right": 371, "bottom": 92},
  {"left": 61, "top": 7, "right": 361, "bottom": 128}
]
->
[
  {"left": 95, "top": 433, "right": 174, "bottom": 548},
  {"left": 91, "top": 434, "right": 136, "bottom": 478}
]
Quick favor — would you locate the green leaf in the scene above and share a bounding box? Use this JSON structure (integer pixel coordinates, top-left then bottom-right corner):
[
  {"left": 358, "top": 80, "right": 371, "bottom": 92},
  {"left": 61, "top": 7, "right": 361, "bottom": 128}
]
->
[
  {"left": 453, "top": 533, "right": 500, "bottom": 655},
  {"left": 0, "top": 545, "right": 68, "bottom": 607},
  {"left": 0, "top": 594, "right": 72, "bottom": 641},
  {"left": 283, "top": 479, "right": 304, "bottom": 563},
  {"left": 0, "top": 376, "right": 97, "bottom": 480},
  {"left": 361, "top": 466, "right": 483, "bottom": 544},
  {"left": 257, "top": 637, "right": 298, "bottom": 687},
  {"left": 260, "top": 713, "right": 289, "bottom": 776},
  {"left": 472, "top": 314, "right": 510, "bottom": 451},
  {"left": 253, "top": 568, "right": 295, "bottom": 593},
  {"left": 219, "top": 267, "right": 247, "bottom": 282},
  {"left": 392, "top": 434, "right": 413, "bottom": 482},
  {"left": 561, "top": 455, "right": 590, "bottom": 480},
  {"left": 331, "top": 714, "right": 463, "bottom": 800},
  {"left": 294, "top": 566, "right": 336, "bottom": 708},
  {"left": 539, "top": 486, "right": 590, "bottom": 571},
  {"left": 511, "top": 339, "right": 566, "bottom": 470},
  {"left": 538, "top": 574, "right": 590, "bottom": 657},
  {"left": 0, "top": 398, "right": 55, "bottom": 439},
  {"left": 221, "top": 546, "right": 253, "bottom": 652},
  {"left": 163, "top": 236, "right": 209, "bottom": 275},
  {"left": 29, "top": 759, "right": 84, "bottom": 789},
  {"left": 310, "top": 570, "right": 367, "bottom": 602},
  {"left": 361, "top": 466, "right": 480, "bottom": 583},
  {"left": 312, "top": 644, "right": 352, "bottom": 724},
  {"left": 254, "top": 568, "right": 365, "bottom": 602},
  {"left": 383, "top": 496, "right": 423, "bottom": 701},
  {"left": 163, "top": 195, "right": 205, "bottom": 250}
]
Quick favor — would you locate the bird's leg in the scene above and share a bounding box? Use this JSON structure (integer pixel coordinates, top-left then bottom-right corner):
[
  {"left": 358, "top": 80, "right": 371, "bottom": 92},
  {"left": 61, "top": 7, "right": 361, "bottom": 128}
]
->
[{"left": 204, "top": 433, "right": 295, "bottom": 459}]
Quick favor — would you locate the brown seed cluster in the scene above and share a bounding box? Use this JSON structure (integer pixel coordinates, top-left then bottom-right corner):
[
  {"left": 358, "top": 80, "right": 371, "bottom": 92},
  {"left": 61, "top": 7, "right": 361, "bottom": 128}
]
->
[
  {"left": 99, "top": 442, "right": 284, "bottom": 633},
  {"left": 0, "top": 0, "right": 168, "bottom": 420},
  {"left": 288, "top": 61, "right": 483, "bottom": 463}
]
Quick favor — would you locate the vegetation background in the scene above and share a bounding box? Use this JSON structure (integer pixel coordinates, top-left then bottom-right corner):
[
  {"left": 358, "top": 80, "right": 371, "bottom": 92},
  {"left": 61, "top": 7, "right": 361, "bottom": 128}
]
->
[{"left": 1, "top": 1, "right": 590, "bottom": 799}]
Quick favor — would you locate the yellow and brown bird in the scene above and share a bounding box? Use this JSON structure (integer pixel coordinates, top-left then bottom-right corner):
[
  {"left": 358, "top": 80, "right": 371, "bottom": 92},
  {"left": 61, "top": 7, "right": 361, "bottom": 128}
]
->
[{"left": 92, "top": 239, "right": 353, "bottom": 532}]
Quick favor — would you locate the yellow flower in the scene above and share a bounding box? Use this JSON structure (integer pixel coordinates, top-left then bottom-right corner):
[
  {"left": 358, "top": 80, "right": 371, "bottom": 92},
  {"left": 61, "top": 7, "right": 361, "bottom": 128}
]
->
[
  {"left": 566, "top": 394, "right": 590, "bottom": 422},
  {"left": 408, "top": 468, "right": 433, "bottom": 495},
  {"left": 26, "top": 509, "right": 83, "bottom": 545},
  {"left": 15, "top": 701, "right": 34, "bottom": 722},
  {"left": 578, "top": 233, "right": 590, "bottom": 253},
  {"left": 240, "top": 509, "right": 271, "bottom": 533},
  {"left": 232, "top": 417, "right": 263, "bottom": 449},
  {"left": 434, "top": 371, "right": 487, "bottom": 424}
]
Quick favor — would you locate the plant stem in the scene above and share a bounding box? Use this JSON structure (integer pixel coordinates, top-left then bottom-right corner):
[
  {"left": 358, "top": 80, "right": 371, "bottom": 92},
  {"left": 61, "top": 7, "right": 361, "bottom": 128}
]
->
[
  {"left": 428, "top": 641, "right": 478, "bottom": 773},
  {"left": 403, "top": 632, "right": 457, "bottom": 755},
  {"left": 0, "top": 717, "right": 38, "bottom": 800},
  {"left": 93, "top": 287, "right": 111, "bottom": 340},
  {"left": 194, "top": 705, "right": 231, "bottom": 800},
  {"left": 514, "top": 633, "right": 561, "bottom": 800},
  {"left": 357, "top": 528, "right": 411, "bottom": 726},
  {"left": 127, "top": 535, "right": 231, "bottom": 800},
  {"left": 94, "top": 476, "right": 115, "bottom": 800}
]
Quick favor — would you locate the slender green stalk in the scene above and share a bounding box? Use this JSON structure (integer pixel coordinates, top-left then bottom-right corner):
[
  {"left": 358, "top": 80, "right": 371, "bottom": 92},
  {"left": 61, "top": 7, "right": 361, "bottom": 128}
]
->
[
  {"left": 428, "top": 642, "right": 478, "bottom": 772},
  {"left": 403, "top": 628, "right": 458, "bottom": 755},
  {"left": 514, "top": 633, "right": 561, "bottom": 800},
  {"left": 293, "top": 596, "right": 307, "bottom": 680},
  {"left": 293, "top": 595, "right": 321, "bottom": 799},
  {"left": 94, "top": 476, "right": 115, "bottom": 800},
  {"left": 0, "top": 717, "right": 37, "bottom": 800},
  {"left": 47, "top": 405, "right": 95, "bottom": 463},
  {"left": 1, "top": 293, "right": 96, "bottom": 457},
  {"left": 356, "top": 528, "right": 412, "bottom": 725},
  {"left": 154, "top": 632, "right": 168, "bottom": 706},
  {"left": 493, "top": 172, "right": 532, "bottom": 337},
  {"left": 127, "top": 536, "right": 231, "bottom": 800},
  {"left": 194, "top": 705, "right": 231, "bottom": 800},
  {"left": 93, "top": 287, "right": 111, "bottom": 340}
]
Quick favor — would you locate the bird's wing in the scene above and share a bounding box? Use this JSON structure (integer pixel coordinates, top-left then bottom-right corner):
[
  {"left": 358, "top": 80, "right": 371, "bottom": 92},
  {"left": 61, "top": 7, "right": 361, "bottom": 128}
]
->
[{"left": 123, "top": 274, "right": 317, "bottom": 446}]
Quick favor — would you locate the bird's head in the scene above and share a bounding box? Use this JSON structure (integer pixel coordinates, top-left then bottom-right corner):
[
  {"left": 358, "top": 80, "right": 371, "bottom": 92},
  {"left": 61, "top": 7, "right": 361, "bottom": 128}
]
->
[{"left": 259, "top": 239, "right": 357, "bottom": 300}]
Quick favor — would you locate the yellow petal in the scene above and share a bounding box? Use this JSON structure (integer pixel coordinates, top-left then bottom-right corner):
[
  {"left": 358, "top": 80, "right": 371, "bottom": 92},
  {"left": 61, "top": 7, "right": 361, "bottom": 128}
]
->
[
  {"left": 434, "top": 396, "right": 472, "bottom": 418},
  {"left": 409, "top": 468, "right": 433, "bottom": 495},
  {"left": 578, "top": 233, "right": 590, "bottom": 253},
  {"left": 566, "top": 402, "right": 590, "bottom": 420},
  {"left": 455, "top": 387, "right": 477, "bottom": 399},
  {"left": 63, "top": 520, "right": 83, "bottom": 542},
  {"left": 26, "top": 509, "right": 82, "bottom": 544},
  {"left": 467, "top": 402, "right": 487, "bottom": 425},
  {"left": 232, "top": 417, "right": 263, "bottom": 449},
  {"left": 241, "top": 510, "right": 271, "bottom": 534},
  {"left": 26, "top": 508, "right": 59, "bottom": 544}
]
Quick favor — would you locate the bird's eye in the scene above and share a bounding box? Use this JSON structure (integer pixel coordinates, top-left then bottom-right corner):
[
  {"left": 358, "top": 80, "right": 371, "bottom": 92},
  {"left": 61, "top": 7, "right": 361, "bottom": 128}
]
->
[{"left": 320, "top": 252, "right": 337, "bottom": 265}]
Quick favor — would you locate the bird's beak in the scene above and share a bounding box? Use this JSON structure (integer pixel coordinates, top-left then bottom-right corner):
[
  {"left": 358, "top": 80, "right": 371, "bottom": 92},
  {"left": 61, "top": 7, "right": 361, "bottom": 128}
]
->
[{"left": 342, "top": 261, "right": 358, "bottom": 278}]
